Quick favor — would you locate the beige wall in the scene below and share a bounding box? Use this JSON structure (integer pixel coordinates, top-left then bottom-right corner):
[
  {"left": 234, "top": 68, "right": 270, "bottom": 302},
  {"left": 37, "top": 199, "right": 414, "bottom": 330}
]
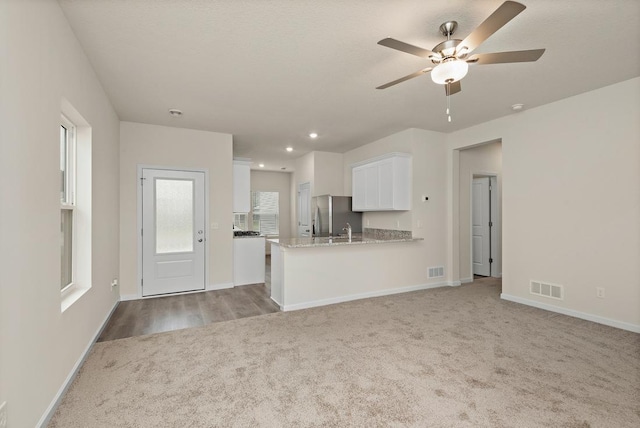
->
[
  {"left": 251, "top": 170, "right": 292, "bottom": 242},
  {"left": 119, "top": 122, "right": 233, "bottom": 297},
  {"left": 291, "top": 151, "right": 346, "bottom": 237},
  {"left": 313, "top": 151, "right": 344, "bottom": 196},
  {"left": 0, "top": 0, "right": 121, "bottom": 426},
  {"left": 342, "top": 128, "right": 450, "bottom": 280},
  {"left": 458, "top": 142, "right": 502, "bottom": 281},
  {"left": 448, "top": 77, "right": 640, "bottom": 330}
]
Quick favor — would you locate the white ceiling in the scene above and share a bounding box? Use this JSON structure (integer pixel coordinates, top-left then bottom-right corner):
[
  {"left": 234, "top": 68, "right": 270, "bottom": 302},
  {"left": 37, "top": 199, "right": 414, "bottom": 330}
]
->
[{"left": 58, "top": 0, "right": 640, "bottom": 171}]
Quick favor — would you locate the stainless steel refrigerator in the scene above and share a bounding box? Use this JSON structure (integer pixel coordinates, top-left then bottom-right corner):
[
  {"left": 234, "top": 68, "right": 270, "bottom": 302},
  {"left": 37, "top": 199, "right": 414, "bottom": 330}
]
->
[{"left": 311, "top": 195, "right": 363, "bottom": 237}]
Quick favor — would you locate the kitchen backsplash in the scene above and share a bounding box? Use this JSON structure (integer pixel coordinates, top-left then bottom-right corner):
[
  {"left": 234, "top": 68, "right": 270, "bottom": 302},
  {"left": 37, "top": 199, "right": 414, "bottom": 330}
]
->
[{"left": 363, "top": 228, "right": 412, "bottom": 240}]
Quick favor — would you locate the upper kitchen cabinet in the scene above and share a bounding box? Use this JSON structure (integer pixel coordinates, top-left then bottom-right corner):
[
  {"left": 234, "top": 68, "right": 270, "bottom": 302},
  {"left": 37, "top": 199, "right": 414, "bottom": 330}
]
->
[
  {"left": 233, "top": 159, "right": 251, "bottom": 213},
  {"left": 352, "top": 153, "right": 411, "bottom": 211}
]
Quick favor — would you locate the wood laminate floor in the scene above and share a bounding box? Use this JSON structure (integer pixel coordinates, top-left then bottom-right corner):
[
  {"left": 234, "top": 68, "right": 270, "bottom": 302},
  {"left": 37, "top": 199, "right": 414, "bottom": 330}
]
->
[{"left": 99, "top": 256, "right": 276, "bottom": 342}]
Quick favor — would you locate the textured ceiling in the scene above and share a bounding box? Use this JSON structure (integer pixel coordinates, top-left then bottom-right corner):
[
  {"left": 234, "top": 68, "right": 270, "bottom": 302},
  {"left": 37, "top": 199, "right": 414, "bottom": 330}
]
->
[{"left": 58, "top": 0, "right": 640, "bottom": 171}]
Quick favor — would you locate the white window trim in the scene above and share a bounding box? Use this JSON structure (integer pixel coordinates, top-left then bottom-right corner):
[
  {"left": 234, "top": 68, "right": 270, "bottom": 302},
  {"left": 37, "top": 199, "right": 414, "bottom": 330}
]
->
[
  {"left": 60, "top": 115, "right": 77, "bottom": 293},
  {"left": 60, "top": 100, "right": 92, "bottom": 312}
]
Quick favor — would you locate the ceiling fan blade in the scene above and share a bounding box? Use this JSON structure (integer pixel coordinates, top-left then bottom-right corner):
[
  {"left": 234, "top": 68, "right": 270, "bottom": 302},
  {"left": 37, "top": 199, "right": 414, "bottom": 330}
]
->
[
  {"left": 376, "top": 68, "right": 433, "bottom": 89},
  {"left": 445, "top": 81, "right": 462, "bottom": 96},
  {"left": 467, "top": 49, "right": 545, "bottom": 64},
  {"left": 457, "top": 1, "right": 526, "bottom": 55},
  {"left": 378, "top": 38, "right": 435, "bottom": 58}
]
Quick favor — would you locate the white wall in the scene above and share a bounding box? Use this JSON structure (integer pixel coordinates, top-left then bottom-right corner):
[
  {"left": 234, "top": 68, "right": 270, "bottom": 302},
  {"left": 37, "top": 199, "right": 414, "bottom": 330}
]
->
[
  {"left": 120, "top": 122, "right": 234, "bottom": 297},
  {"left": 342, "top": 128, "right": 450, "bottom": 281},
  {"left": 447, "top": 78, "right": 640, "bottom": 330},
  {"left": 251, "top": 170, "right": 292, "bottom": 254},
  {"left": 0, "top": 1, "right": 120, "bottom": 426},
  {"left": 458, "top": 142, "right": 502, "bottom": 281},
  {"left": 291, "top": 151, "right": 346, "bottom": 237},
  {"left": 313, "top": 151, "right": 344, "bottom": 196}
]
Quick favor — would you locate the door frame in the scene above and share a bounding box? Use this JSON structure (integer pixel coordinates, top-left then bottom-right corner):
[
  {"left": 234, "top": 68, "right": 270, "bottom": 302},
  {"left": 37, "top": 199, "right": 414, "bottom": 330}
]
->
[
  {"left": 469, "top": 172, "right": 501, "bottom": 278},
  {"left": 136, "top": 165, "right": 209, "bottom": 299}
]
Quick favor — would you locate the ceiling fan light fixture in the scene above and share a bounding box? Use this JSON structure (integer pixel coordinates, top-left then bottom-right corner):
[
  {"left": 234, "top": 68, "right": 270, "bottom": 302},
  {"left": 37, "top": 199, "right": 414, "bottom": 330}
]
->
[{"left": 431, "top": 59, "right": 468, "bottom": 85}]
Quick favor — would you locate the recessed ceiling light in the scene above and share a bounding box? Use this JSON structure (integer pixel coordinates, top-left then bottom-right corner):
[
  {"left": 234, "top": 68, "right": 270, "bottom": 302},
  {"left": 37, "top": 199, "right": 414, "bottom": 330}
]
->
[
  {"left": 511, "top": 103, "right": 524, "bottom": 112},
  {"left": 309, "top": 132, "right": 318, "bottom": 139},
  {"left": 258, "top": 163, "right": 265, "bottom": 168},
  {"left": 286, "top": 147, "right": 293, "bottom": 152},
  {"left": 168, "top": 108, "right": 183, "bottom": 117}
]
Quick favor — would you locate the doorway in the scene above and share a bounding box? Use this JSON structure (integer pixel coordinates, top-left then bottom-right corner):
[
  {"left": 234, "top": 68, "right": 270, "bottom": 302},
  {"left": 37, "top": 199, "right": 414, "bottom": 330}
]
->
[
  {"left": 472, "top": 175, "right": 498, "bottom": 277},
  {"left": 454, "top": 140, "right": 502, "bottom": 284},
  {"left": 140, "top": 168, "right": 206, "bottom": 297},
  {"left": 298, "top": 182, "right": 311, "bottom": 237}
]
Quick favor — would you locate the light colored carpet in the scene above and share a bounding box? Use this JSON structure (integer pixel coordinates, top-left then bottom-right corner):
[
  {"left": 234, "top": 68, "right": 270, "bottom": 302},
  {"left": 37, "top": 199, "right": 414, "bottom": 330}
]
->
[{"left": 50, "top": 279, "right": 640, "bottom": 427}]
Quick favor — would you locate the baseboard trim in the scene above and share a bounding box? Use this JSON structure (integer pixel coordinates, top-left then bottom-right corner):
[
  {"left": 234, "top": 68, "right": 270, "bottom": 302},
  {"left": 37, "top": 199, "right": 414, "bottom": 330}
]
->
[
  {"left": 500, "top": 293, "right": 640, "bottom": 333},
  {"left": 120, "top": 293, "right": 139, "bottom": 301},
  {"left": 282, "top": 282, "right": 449, "bottom": 312},
  {"left": 207, "top": 282, "right": 234, "bottom": 291},
  {"left": 270, "top": 296, "right": 283, "bottom": 310},
  {"left": 37, "top": 298, "right": 119, "bottom": 427},
  {"left": 460, "top": 277, "right": 473, "bottom": 284},
  {"left": 447, "top": 280, "right": 462, "bottom": 286}
]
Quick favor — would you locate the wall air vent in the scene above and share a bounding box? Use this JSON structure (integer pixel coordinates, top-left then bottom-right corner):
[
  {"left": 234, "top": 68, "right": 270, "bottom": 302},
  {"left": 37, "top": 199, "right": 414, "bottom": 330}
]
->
[
  {"left": 530, "top": 280, "right": 563, "bottom": 300},
  {"left": 428, "top": 266, "right": 445, "bottom": 279}
]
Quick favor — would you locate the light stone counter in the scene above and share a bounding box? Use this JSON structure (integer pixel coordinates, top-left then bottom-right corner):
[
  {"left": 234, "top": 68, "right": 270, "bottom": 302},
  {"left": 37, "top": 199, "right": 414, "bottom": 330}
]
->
[
  {"left": 270, "top": 235, "right": 422, "bottom": 248},
  {"left": 269, "top": 229, "right": 436, "bottom": 312}
]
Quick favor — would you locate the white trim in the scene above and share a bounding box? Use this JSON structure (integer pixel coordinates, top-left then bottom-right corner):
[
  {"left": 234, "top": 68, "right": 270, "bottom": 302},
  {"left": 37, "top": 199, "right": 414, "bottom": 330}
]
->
[
  {"left": 207, "top": 282, "right": 234, "bottom": 291},
  {"left": 281, "top": 282, "right": 449, "bottom": 312},
  {"left": 37, "top": 299, "right": 119, "bottom": 427},
  {"left": 350, "top": 151, "right": 411, "bottom": 168},
  {"left": 460, "top": 277, "right": 473, "bottom": 284},
  {"left": 447, "top": 280, "right": 462, "bottom": 286},
  {"left": 119, "top": 293, "right": 140, "bottom": 302},
  {"left": 500, "top": 293, "right": 640, "bottom": 333},
  {"left": 136, "top": 165, "right": 209, "bottom": 299}
]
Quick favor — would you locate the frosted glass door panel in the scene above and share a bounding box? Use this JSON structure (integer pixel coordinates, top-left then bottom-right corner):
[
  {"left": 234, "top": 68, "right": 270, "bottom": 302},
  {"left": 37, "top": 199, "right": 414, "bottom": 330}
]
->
[{"left": 155, "top": 178, "right": 194, "bottom": 254}]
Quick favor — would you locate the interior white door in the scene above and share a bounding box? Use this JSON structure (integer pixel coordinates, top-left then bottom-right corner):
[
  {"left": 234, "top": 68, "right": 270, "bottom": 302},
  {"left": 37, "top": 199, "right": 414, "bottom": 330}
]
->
[
  {"left": 472, "top": 177, "right": 491, "bottom": 276},
  {"left": 142, "top": 169, "right": 206, "bottom": 296},
  {"left": 298, "top": 182, "right": 311, "bottom": 237}
]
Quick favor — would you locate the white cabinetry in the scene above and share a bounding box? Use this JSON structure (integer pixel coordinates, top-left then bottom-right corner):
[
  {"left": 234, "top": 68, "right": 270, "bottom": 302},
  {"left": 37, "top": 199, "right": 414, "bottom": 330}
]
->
[
  {"left": 233, "top": 237, "right": 266, "bottom": 286},
  {"left": 233, "top": 159, "right": 251, "bottom": 213},
  {"left": 352, "top": 153, "right": 411, "bottom": 211}
]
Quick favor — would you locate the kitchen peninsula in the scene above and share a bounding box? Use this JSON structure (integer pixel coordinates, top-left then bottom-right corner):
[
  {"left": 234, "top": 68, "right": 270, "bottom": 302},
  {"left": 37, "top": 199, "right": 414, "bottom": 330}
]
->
[{"left": 269, "top": 229, "right": 430, "bottom": 311}]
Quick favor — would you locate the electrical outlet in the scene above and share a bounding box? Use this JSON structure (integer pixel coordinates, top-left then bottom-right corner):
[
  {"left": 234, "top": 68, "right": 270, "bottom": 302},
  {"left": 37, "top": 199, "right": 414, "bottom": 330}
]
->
[
  {"left": 0, "top": 401, "right": 7, "bottom": 428},
  {"left": 396, "top": 220, "right": 400, "bottom": 228},
  {"left": 596, "top": 287, "right": 605, "bottom": 298},
  {"left": 111, "top": 278, "right": 119, "bottom": 288}
]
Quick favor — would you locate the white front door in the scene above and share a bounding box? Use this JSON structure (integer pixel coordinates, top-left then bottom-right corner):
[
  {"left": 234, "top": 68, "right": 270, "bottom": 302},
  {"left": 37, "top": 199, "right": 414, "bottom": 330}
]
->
[
  {"left": 298, "top": 182, "right": 311, "bottom": 237},
  {"left": 142, "top": 168, "right": 206, "bottom": 296},
  {"left": 472, "top": 177, "right": 491, "bottom": 276}
]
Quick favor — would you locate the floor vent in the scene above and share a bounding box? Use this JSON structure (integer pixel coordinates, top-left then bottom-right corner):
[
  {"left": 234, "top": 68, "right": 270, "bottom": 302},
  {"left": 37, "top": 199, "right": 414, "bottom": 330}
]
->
[
  {"left": 428, "top": 266, "right": 445, "bottom": 279},
  {"left": 530, "top": 280, "right": 563, "bottom": 300}
]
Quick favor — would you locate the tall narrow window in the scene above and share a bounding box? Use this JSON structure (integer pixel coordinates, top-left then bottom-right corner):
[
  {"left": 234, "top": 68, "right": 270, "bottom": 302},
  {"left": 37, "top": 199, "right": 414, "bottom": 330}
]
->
[
  {"left": 252, "top": 191, "right": 279, "bottom": 236},
  {"left": 60, "top": 115, "right": 76, "bottom": 290}
]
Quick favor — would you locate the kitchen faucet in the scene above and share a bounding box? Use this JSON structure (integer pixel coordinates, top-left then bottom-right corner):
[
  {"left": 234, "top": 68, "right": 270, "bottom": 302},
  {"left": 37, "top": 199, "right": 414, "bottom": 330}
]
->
[{"left": 342, "top": 223, "right": 352, "bottom": 241}]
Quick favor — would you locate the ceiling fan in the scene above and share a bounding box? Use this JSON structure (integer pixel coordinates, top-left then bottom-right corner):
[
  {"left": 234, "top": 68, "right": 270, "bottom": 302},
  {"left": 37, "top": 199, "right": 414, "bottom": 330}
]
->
[{"left": 376, "top": 1, "right": 545, "bottom": 121}]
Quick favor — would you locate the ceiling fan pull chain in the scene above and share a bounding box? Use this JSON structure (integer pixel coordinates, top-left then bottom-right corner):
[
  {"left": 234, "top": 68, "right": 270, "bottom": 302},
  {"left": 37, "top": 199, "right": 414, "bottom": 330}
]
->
[{"left": 446, "top": 83, "right": 452, "bottom": 122}]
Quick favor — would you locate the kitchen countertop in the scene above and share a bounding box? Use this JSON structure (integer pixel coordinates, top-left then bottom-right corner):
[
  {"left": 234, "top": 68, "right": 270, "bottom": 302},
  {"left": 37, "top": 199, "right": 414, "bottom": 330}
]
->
[
  {"left": 268, "top": 235, "right": 422, "bottom": 248},
  {"left": 233, "top": 234, "right": 265, "bottom": 239}
]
